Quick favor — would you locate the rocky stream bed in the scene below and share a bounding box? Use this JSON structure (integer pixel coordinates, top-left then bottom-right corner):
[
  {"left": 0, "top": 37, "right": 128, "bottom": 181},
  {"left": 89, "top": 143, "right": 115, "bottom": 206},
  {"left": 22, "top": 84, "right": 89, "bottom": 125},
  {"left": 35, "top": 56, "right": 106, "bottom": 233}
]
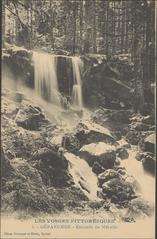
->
[{"left": 1, "top": 87, "right": 155, "bottom": 223}]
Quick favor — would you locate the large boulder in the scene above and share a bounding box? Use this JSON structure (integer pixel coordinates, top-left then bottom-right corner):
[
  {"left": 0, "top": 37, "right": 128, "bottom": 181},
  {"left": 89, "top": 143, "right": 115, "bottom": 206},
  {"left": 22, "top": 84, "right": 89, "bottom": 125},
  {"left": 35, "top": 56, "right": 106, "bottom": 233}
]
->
[
  {"left": 82, "top": 54, "right": 134, "bottom": 108},
  {"left": 51, "top": 169, "right": 74, "bottom": 188},
  {"left": 75, "top": 121, "right": 116, "bottom": 146},
  {"left": 79, "top": 142, "right": 116, "bottom": 168},
  {"left": 142, "top": 154, "right": 155, "bottom": 175},
  {"left": 144, "top": 133, "right": 155, "bottom": 153},
  {"left": 31, "top": 147, "right": 73, "bottom": 187},
  {"left": 15, "top": 104, "right": 48, "bottom": 130},
  {"left": 32, "top": 147, "right": 68, "bottom": 169}
]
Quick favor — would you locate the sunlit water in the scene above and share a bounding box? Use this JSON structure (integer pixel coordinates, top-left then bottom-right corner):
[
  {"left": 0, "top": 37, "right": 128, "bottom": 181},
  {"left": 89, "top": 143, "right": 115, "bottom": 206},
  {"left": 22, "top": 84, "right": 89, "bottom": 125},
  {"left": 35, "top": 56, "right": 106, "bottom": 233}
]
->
[
  {"left": 64, "top": 152, "right": 99, "bottom": 201},
  {"left": 71, "top": 57, "right": 83, "bottom": 110},
  {"left": 33, "top": 51, "right": 61, "bottom": 106},
  {"left": 121, "top": 148, "right": 155, "bottom": 203}
]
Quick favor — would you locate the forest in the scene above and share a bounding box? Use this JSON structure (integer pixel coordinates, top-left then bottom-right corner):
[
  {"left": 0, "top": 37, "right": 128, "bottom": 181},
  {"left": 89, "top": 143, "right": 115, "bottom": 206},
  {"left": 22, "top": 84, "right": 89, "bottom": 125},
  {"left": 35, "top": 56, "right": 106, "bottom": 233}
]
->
[
  {"left": 1, "top": 0, "right": 156, "bottom": 234},
  {"left": 2, "top": 0, "right": 155, "bottom": 105}
]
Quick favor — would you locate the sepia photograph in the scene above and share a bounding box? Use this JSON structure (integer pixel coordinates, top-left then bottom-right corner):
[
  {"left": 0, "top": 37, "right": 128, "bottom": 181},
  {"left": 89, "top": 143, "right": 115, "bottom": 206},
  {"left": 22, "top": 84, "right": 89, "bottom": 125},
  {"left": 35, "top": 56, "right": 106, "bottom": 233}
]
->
[{"left": 1, "top": 0, "right": 156, "bottom": 238}]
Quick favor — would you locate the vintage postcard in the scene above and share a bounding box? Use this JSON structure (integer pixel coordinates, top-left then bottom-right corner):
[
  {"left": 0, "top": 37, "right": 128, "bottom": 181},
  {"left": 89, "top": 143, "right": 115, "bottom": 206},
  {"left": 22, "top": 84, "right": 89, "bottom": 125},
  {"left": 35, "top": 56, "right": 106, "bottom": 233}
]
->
[{"left": 1, "top": 0, "right": 156, "bottom": 238}]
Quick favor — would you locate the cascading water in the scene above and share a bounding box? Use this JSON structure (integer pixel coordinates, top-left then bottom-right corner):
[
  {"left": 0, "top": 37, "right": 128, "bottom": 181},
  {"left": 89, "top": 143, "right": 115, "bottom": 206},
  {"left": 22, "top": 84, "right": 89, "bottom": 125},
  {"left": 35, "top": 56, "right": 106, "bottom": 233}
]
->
[
  {"left": 121, "top": 149, "right": 155, "bottom": 203},
  {"left": 71, "top": 57, "right": 83, "bottom": 110},
  {"left": 33, "top": 51, "right": 61, "bottom": 106},
  {"left": 64, "top": 152, "right": 99, "bottom": 201}
]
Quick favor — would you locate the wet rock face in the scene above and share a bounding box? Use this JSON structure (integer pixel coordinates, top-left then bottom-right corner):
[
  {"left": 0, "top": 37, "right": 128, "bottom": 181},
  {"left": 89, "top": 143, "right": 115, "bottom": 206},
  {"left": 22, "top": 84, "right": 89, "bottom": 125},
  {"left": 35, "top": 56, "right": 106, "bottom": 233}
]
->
[
  {"left": 79, "top": 142, "right": 116, "bottom": 168},
  {"left": 15, "top": 104, "right": 48, "bottom": 131},
  {"left": 31, "top": 147, "right": 74, "bottom": 187}
]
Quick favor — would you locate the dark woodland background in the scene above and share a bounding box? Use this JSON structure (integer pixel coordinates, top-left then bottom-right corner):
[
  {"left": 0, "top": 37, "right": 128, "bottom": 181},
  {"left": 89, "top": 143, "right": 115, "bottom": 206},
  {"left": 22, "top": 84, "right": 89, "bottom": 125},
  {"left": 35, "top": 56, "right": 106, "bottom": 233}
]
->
[{"left": 2, "top": 0, "right": 155, "bottom": 107}]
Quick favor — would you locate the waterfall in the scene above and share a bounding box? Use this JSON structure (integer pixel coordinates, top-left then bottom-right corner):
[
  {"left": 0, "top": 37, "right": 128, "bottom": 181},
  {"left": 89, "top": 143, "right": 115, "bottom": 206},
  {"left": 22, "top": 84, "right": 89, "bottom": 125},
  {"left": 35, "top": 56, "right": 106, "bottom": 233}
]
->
[
  {"left": 121, "top": 149, "right": 155, "bottom": 203},
  {"left": 71, "top": 57, "right": 83, "bottom": 110},
  {"left": 64, "top": 152, "right": 99, "bottom": 201},
  {"left": 33, "top": 51, "right": 60, "bottom": 106},
  {"left": 32, "top": 52, "right": 83, "bottom": 110}
]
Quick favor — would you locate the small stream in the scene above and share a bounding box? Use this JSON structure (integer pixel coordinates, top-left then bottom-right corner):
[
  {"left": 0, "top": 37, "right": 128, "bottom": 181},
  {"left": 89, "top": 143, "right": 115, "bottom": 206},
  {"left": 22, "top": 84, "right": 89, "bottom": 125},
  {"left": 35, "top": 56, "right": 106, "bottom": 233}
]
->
[{"left": 65, "top": 146, "right": 155, "bottom": 205}]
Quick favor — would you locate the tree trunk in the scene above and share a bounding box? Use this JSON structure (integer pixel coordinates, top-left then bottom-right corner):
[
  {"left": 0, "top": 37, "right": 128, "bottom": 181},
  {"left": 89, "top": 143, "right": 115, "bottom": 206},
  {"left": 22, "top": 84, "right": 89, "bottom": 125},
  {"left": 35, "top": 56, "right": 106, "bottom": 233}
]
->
[
  {"left": 92, "top": 0, "right": 97, "bottom": 53},
  {"left": 50, "top": 0, "right": 54, "bottom": 49},
  {"left": 105, "top": 1, "right": 109, "bottom": 55},
  {"left": 79, "top": 0, "right": 83, "bottom": 53},
  {"left": 2, "top": 0, "right": 6, "bottom": 47},
  {"left": 143, "top": 2, "right": 152, "bottom": 103},
  {"left": 72, "top": 2, "right": 77, "bottom": 54}
]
